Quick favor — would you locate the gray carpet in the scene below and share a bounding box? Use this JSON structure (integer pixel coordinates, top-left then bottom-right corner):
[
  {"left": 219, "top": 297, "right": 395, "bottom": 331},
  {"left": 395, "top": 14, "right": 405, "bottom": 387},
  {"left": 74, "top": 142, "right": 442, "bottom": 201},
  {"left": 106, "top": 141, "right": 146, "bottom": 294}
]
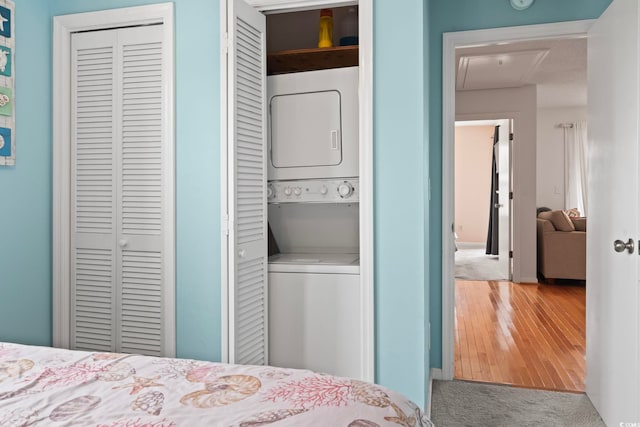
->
[
  {"left": 431, "top": 380, "right": 604, "bottom": 427},
  {"left": 455, "top": 248, "right": 508, "bottom": 281}
]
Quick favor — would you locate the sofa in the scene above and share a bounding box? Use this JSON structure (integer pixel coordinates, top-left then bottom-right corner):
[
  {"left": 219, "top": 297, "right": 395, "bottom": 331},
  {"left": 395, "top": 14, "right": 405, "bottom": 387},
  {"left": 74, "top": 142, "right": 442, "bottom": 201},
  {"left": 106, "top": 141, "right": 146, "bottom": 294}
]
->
[{"left": 536, "top": 210, "right": 586, "bottom": 281}]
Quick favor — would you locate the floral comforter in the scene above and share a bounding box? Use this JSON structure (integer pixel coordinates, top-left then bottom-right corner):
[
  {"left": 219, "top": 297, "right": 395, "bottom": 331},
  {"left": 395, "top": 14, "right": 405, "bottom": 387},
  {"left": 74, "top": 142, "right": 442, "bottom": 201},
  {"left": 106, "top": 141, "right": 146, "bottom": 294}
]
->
[{"left": 0, "top": 342, "right": 432, "bottom": 427}]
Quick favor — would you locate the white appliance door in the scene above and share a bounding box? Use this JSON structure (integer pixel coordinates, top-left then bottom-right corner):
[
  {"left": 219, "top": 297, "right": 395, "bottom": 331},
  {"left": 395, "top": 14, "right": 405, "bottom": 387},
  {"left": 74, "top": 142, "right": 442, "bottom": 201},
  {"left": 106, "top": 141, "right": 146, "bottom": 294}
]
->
[
  {"left": 587, "top": 0, "right": 640, "bottom": 423},
  {"left": 270, "top": 90, "right": 342, "bottom": 168},
  {"left": 497, "top": 120, "right": 511, "bottom": 279},
  {"left": 227, "top": 0, "right": 268, "bottom": 365},
  {"left": 268, "top": 272, "right": 361, "bottom": 379}
]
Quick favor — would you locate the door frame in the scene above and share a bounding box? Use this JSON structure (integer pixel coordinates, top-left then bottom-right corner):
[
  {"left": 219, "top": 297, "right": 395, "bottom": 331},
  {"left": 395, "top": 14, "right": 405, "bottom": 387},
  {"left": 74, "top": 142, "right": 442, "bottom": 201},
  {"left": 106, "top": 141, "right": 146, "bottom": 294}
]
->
[
  {"left": 52, "top": 3, "right": 176, "bottom": 356},
  {"left": 220, "top": 0, "right": 374, "bottom": 382},
  {"left": 440, "top": 19, "right": 595, "bottom": 380}
]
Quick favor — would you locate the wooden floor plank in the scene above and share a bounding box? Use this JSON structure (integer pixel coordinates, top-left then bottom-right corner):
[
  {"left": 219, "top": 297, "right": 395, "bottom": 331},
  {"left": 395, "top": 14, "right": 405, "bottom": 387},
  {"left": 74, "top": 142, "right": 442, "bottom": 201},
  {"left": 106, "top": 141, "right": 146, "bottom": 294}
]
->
[{"left": 454, "top": 280, "right": 586, "bottom": 392}]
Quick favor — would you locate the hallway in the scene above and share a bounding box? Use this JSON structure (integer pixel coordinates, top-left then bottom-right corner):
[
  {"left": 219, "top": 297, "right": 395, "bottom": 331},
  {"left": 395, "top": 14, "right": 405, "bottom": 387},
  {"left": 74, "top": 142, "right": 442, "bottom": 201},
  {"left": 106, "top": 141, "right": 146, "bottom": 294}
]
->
[{"left": 455, "top": 280, "right": 586, "bottom": 392}]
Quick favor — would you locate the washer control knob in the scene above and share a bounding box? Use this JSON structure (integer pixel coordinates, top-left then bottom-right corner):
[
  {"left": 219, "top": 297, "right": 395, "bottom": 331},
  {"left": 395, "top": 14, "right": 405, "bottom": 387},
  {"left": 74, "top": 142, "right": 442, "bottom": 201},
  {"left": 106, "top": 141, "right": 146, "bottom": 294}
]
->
[
  {"left": 338, "top": 182, "right": 354, "bottom": 198},
  {"left": 267, "top": 184, "right": 274, "bottom": 198},
  {"left": 320, "top": 185, "right": 329, "bottom": 195},
  {"left": 283, "top": 187, "right": 292, "bottom": 196},
  {"left": 294, "top": 187, "right": 302, "bottom": 196}
]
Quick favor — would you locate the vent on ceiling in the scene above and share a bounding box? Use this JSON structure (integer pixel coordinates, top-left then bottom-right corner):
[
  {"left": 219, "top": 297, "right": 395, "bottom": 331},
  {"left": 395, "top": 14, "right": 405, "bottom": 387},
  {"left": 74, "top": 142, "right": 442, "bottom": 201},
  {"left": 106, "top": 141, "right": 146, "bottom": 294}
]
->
[{"left": 457, "top": 49, "right": 550, "bottom": 91}]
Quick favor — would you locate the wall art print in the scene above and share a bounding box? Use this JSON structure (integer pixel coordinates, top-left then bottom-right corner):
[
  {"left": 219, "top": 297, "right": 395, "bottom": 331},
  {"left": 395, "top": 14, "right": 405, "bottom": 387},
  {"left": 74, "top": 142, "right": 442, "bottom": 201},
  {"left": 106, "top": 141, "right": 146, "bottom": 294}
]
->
[
  {"left": 0, "top": 86, "right": 12, "bottom": 116},
  {"left": 0, "top": 46, "right": 11, "bottom": 77},
  {"left": 0, "top": 0, "right": 14, "bottom": 166},
  {"left": 0, "top": 126, "right": 11, "bottom": 157}
]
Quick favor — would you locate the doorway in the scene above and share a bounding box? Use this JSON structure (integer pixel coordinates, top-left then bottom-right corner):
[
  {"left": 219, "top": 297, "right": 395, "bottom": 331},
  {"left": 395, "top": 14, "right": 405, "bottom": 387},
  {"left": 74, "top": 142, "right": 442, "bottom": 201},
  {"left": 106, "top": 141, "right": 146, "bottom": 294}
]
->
[
  {"left": 441, "top": 21, "right": 592, "bottom": 391},
  {"left": 454, "top": 119, "right": 511, "bottom": 282}
]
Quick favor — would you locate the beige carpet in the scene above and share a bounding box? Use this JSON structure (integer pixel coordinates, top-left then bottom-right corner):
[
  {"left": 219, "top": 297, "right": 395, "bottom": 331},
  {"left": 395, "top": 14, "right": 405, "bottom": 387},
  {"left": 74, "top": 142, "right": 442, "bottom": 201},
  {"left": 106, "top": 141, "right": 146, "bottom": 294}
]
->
[
  {"left": 431, "top": 380, "right": 604, "bottom": 427},
  {"left": 455, "top": 248, "right": 508, "bottom": 281}
]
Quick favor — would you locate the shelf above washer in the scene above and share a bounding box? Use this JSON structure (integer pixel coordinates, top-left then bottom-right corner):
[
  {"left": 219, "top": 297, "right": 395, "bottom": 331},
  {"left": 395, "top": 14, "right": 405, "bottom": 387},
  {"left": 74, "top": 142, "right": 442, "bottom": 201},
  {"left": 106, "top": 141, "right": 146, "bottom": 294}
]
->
[{"left": 267, "top": 45, "right": 359, "bottom": 75}]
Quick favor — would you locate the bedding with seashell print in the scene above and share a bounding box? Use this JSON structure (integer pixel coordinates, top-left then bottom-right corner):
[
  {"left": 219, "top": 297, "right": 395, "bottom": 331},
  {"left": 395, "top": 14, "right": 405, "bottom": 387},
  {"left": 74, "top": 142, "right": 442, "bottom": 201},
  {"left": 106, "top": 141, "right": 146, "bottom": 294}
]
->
[{"left": 0, "top": 342, "right": 433, "bottom": 426}]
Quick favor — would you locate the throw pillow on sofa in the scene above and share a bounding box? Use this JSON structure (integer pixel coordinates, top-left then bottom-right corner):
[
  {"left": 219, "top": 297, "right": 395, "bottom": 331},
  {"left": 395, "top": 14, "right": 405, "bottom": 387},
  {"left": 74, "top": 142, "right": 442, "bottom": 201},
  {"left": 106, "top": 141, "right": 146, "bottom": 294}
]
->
[{"left": 538, "top": 210, "right": 576, "bottom": 232}]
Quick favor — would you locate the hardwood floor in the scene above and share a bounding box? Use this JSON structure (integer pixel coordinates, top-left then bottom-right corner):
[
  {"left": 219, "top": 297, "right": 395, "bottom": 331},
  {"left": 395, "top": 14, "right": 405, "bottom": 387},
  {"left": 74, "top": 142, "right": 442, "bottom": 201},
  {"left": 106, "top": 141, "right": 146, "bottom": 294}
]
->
[{"left": 454, "top": 280, "right": 586, "bottom": 392}]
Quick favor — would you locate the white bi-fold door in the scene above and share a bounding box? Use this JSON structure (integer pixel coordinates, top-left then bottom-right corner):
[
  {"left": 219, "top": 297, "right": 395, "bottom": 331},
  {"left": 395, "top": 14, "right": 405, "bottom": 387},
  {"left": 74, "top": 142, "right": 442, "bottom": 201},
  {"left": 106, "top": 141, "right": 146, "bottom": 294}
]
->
[
  {"left": 225, "top": 0, "right": 269, "bottom": 365},
  {"left": 70, "top": 24, "right": 173, "bottom": 356}
]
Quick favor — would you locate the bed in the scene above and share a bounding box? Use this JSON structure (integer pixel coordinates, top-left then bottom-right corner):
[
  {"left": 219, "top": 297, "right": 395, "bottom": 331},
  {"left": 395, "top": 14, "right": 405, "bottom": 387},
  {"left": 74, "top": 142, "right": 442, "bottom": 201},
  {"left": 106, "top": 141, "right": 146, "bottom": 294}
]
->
[{"left": 0, "top": 342, "right": 432, "bottom": 426}]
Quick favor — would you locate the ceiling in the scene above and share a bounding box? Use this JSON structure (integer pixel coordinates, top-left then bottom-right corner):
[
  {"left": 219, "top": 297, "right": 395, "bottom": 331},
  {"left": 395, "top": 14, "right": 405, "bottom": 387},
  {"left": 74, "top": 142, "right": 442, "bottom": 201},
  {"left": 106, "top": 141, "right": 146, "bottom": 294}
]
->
[{"left": 456, "top": 37, "right": 587, "bottom": 108}]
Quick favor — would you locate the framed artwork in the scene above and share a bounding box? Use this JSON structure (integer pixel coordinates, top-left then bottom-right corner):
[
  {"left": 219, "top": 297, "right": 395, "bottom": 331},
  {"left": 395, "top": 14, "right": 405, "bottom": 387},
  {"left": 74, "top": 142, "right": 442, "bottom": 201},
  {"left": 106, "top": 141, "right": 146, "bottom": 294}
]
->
[{"left": 0, "top": 0, "right": 14, "bottom": 166}]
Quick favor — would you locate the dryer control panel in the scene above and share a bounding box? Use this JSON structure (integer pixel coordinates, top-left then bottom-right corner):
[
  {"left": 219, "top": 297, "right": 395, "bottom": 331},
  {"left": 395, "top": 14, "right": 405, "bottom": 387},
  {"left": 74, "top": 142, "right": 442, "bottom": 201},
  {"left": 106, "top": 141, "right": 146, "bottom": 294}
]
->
[{"left": 268, "top": 179, "right": 359, "bottom": 203}]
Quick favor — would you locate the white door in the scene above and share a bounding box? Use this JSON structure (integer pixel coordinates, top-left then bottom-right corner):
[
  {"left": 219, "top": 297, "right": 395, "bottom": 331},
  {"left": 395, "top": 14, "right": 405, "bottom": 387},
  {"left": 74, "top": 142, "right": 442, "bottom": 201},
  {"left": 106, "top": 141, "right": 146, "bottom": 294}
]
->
[
  {"left": 497, "top": 120, "right": 511, "bottom": 279},
  {"left": 71, "top": 29, "right": 118, "bottom": 353},
  {"left": 587, "top": 0, "right": 640, "bottom": 423},
  {"left": 70, "top": 25, "right": 174, "bottom": 357},
  {"left": 226, "top": 0, "right": 268, "bottom": 365}
]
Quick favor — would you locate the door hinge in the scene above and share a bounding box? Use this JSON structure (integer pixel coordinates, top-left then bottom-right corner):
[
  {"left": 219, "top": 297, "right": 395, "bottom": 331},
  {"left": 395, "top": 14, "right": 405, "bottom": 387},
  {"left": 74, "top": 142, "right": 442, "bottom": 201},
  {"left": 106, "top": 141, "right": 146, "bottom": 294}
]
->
[
  {"left": 509, "top": 250, "right": 513, "bottom": 259},
  {"left": 222, "top": 214, "right": 230, "bottom": 236},
  {"left": 509, "top": 191, "right": 513, "bottom": 200},
  {"left": 222, "top": 32, "right": 229, "bottom": 55},
  {"left": 509, "top": 132, "right": 514, "bottom": 141}
]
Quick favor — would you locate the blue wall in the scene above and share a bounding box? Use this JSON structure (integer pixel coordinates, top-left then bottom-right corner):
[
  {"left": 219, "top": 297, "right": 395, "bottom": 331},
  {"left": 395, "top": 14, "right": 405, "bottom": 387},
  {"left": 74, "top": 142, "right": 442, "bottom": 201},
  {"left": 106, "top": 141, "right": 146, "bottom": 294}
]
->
[
  {"left": 427, "top": 0, "right": 613, "bottom": 369},
  {"left": 0, "top": 0, "right": 222, "bottom": 360},
  {"left": 374, "top": 0, "right": 427, "bottom": 403},
  {"left": 0, "top": 0, "right": 429, "bottom": 405},
  {"left": 0, "top": 0, "right": 52, "bottom": 346}
]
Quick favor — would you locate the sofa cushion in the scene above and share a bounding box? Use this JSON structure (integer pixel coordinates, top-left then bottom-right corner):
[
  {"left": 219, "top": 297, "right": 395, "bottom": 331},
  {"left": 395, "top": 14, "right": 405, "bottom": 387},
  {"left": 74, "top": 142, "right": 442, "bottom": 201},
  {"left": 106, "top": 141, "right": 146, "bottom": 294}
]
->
[
  {"left": 538, "top": 210, "right": 575, "bottom": 232},
  {"left": 571, "top": 217, "right": 587, "bottom": 232},
  {"left": 537, "top": 218, "right": 556, "bottom": 233}
]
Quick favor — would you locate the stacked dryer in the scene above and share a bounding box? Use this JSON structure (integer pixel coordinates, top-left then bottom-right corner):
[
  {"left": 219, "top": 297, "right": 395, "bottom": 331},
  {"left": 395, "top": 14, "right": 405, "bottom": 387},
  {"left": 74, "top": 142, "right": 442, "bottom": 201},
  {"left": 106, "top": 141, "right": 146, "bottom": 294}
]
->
[{"left": 267, "top": 66, "right": 362, "bottom": 379}]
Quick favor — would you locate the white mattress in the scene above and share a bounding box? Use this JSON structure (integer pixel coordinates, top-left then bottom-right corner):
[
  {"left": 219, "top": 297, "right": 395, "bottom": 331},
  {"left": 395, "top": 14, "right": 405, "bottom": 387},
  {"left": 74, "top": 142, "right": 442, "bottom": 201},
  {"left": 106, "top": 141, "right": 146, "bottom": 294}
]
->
[{"left": 268, "top": 252, "right": 360, "bottom": 274}]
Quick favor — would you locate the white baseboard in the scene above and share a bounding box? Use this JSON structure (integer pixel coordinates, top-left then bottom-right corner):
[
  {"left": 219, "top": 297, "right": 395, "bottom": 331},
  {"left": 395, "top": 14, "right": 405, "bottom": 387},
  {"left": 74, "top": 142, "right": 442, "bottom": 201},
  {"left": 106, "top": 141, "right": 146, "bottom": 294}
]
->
[{"left": 518, "top": 276, "right": 539, "bottom": 284}]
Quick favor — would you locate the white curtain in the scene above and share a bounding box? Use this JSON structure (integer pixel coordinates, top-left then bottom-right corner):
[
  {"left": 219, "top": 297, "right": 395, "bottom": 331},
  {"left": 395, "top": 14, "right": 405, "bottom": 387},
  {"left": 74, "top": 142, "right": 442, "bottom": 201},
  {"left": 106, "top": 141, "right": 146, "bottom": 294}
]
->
[{"left": 564, "top": 120, "right": 588, "bottom": 216}]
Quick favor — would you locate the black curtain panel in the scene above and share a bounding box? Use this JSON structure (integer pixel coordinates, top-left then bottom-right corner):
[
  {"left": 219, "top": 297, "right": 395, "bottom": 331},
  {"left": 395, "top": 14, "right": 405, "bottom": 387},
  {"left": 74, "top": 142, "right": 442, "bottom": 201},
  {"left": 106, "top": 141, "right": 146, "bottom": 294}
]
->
[{"left": 486, "top": 126, "right": 500, "bottom": 256}]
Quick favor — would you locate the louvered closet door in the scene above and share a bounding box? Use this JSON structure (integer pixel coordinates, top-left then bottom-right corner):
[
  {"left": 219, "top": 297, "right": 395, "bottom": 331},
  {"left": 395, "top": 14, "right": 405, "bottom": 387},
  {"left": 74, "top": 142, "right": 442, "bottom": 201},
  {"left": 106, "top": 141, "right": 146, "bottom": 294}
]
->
[
  {"left": 71, "top": 24, "right": 170, "bottom": 357},
  {"left": 116, "top": 25, "right": 167, "bottom": 356},
  {"left": 71, "top": 30, "right": 118, "bottom": 352},
  {"left": 228, "top": 0, "right": 268, "bottom": 365}
]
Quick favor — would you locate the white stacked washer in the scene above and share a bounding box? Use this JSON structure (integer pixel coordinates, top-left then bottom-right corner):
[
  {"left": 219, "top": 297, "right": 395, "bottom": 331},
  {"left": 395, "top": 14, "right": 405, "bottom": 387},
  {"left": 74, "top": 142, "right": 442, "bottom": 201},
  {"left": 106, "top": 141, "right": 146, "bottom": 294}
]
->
[{"left": 267, "top": 66, "right": 362, "bottom": 379}]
